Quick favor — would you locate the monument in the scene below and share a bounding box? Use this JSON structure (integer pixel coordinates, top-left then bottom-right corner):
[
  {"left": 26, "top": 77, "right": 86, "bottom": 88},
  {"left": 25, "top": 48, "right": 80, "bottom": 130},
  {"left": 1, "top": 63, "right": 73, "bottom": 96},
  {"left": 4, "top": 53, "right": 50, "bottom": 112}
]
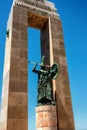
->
[{"left": 0, "top": 0, "right": 75, "bottom": 130}]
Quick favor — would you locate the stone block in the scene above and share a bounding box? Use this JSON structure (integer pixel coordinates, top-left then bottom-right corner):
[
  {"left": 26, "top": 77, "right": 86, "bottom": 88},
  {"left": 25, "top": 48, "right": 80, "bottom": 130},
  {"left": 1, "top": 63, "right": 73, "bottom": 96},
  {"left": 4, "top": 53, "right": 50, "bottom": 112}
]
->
[
  {"left": 19, "top": 59, "right": 27, "bottom": 70},
  {"left": 8, "top": 92, "right": 27, "bottom": 106},
  {"left": 8, "top": 106, "right": 18, "bottom": 119},
  {"left": 58, "top": 40, "right": 65, "bottom": 49},
  {"left": 9, "top": 79, "right": 27, "bottom": 92},
  {"left": 53, "top": 55, "right": 59, "bottom": 63},
  {"left": 19, "top": 39, "right": 28, "bottom": 50},
  {"left": 42, "top": 112, "right": 57, "bottom": 127},
  {"left": 51, "top": 25, "right": 62, "bottom": 36},
  {"left": 53, "top": 47, "right": 66, "bottom": 57},
  {"left": 17, "top": 106, "right": 28, "bottom": 119},
  {"left": 7, "top": 119, "right": 28, "bottom": 130},
  {"left": 56, "top": 83, "right": 64, "bottom": 95},
  {"left": 51, "top": 18, "right": 62, "bottom": 27},
  {"left": 17, "top": 119, "right": 28, "bottom": 130},
  {"left": 12, "top": 38, "right": 28, "bottom": 50},
  {"left": 65, "top": 96, "right": 72, "bottom": 107},
  {"left": 20, "top": 49, "right": 28, "bottom": 60},
  {"left": 11, "top": 38, "right": 20, "bottom": 49},
  {"left": 36, "top": 112, "right": 43, "bottom": 127},
  {"left": 19, "top": 69, "right": 28, "bottom": 81},
  {"left": 19, "top": 31, "right": 27, "bottom": 41},
  {"left": 11, "top": 48, "right": 20, "bottom": 59},
  {"left": 13, "top": 21, "right": 27, "bottom": 32},
  {"left": 36, "top": 105, "right": 57, "bottom": 129},
  {"left": 12, "top": 29, "right": 20, "bottom": 40},
  {"left": 58, "top": 56, "right": 67, "bottom": 67},
  {"left": 56, "top": 94, "right": 65, "bottom": 107},
  {"left": 8, "top": 105, "right": 28, "bottom": 119},
  {"left": 52, "top": 39, "right": 64, "bottom": 49},
  {"left": 36, "top": 105, "right": 56, "bottom": 112},
  {"left": 10, "top": 59, "right": 19, "bottom": 80},
  {"left": 13, "top": 6, "right": 28, "bottom": 26},
  {"left": 57, "top": 66, "right": 69, "bottom": 84},
  {"left": 52, "top": 31, "right": 62, "bottom": 40},
  {"left": 7, "top": 119, "right": 17, "bottom": 130},
  {"left": 63, "top": 83, "right": 71, "bottom": 96}
]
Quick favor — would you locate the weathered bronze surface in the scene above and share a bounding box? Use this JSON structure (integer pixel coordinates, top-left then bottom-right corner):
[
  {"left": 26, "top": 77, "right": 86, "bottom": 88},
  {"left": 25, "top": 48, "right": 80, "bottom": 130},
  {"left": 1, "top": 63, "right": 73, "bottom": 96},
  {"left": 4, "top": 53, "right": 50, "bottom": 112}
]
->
[{"left": 32, "top": 56, "right": 59, "bottom": 105}]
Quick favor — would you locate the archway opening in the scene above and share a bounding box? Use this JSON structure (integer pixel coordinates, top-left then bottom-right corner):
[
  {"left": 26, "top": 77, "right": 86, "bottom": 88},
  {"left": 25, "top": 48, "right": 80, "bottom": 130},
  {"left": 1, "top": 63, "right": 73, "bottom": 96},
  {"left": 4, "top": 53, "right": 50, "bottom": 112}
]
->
[
  {"left": 28, "top": 28, "right": 41, "bottom": 130},
  {"left": 28, "top": 12, "right": 49, "bottom": 130}
]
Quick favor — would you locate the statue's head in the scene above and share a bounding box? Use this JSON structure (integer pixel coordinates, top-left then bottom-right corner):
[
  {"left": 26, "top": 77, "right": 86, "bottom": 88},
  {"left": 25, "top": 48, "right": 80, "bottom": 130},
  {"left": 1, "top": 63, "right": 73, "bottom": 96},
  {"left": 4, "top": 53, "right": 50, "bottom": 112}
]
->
[
  {"left": 41, "top": 55, "right": 45, "bottom": 63},
  {"left": 41, "top": 55, "right": 45, "bottom": 70}
]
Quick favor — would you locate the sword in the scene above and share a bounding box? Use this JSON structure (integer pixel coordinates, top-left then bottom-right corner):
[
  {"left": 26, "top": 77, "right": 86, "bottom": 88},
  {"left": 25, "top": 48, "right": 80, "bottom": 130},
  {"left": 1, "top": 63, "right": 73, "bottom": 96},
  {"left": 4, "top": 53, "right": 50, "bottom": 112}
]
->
[{"left": 28, "top": 61, "right": 51, "bottom": 68}]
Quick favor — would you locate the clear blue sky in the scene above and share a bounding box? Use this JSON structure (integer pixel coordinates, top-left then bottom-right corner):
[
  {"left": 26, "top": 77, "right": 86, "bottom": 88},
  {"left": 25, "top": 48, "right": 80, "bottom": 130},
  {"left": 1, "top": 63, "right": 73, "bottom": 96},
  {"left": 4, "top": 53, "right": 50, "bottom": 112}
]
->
[{"left": 0, "top": 0, "right": 87, "bottom": 130}]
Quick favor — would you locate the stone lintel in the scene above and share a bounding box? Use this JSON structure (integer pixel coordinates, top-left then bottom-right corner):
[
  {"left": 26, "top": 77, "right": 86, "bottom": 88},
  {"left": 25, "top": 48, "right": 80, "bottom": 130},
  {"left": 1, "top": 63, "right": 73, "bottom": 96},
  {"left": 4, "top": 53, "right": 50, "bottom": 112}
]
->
[
  {"left": 13, "top": 0, "right": 59, "bottom": 19},
  {"left": 14, "top": 0, "right": 57, "bottom": 11},
  {"left": 28, "top": 11, "right": 48, "bottom": 30}
]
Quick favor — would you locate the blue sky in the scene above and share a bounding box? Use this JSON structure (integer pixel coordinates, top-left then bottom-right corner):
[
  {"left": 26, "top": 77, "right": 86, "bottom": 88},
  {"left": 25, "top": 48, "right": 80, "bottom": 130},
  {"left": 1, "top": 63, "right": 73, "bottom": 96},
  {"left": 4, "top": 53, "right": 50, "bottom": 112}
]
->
[{"left": 0, "top": 0, "right": 87, "bottom": 130}]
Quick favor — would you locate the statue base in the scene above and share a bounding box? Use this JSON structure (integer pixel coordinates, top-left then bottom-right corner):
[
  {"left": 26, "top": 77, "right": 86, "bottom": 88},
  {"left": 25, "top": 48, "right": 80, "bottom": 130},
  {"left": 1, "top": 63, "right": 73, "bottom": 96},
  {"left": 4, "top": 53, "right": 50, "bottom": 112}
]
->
[{"left": 36, "top": 105, "right": 57, "bottom": 130}]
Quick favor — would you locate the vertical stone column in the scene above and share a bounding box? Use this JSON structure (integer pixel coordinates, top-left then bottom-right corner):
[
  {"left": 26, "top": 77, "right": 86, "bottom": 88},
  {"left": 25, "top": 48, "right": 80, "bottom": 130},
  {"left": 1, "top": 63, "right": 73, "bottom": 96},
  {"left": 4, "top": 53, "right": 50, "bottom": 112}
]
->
[
  {"left": 36, "top": 105, "right": 57, "bottom": 130},
  {"left": 50, "top": 18, "right": 75, "bottom": 130},
  {"left": 1, "top": 5, "right": 28, "bottom": 130},
  {"left": 41, "top": 20, "right": 50, "bottom": 65},
  {"left": 8, "top": 6, "right": 28, "bottom": 130}
]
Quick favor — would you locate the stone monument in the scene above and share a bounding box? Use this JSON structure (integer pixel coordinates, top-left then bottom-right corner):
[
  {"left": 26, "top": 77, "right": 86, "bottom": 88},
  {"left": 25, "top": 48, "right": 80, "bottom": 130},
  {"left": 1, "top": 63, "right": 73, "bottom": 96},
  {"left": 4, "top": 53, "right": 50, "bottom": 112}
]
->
[{"left": 0, "top": 0, "right": 75, "bottom": 130}]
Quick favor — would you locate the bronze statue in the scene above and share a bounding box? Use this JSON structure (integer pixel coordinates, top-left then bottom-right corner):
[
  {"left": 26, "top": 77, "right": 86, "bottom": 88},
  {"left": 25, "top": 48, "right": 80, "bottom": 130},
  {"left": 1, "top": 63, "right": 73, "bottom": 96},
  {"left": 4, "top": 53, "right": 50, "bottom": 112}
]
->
[{"left": 32, "top": 56, "right": 59, "bottom": 106}]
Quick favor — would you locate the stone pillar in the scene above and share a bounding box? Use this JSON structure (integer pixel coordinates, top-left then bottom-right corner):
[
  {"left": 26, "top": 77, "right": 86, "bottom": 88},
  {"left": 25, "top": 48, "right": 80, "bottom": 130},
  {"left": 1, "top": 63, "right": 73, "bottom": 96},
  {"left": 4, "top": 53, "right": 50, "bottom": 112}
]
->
[
  {"left": 1, "top": 5, "right": 28, "bottom": 130},
  {"left": 50, "top": 18, "right": 75, "bottom": 130},
  {"left": 36, "top": 105, "right": 57, "bottom": 130},
  {"left": 41, "top": 21, "right": 50, "bottom": 65}
]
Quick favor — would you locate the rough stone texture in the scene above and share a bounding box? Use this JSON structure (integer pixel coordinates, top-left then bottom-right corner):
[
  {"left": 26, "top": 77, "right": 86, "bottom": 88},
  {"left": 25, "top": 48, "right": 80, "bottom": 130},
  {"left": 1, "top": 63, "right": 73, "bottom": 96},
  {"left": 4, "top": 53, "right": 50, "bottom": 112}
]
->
[
  {"left": 0, "top": 5, "right": 28, "bottom": 130},
  {"left": 50, "top": 18, "right": 75, "bottom": 130},
  {"left": 28, "top": 12, "right": 48, "bottom": 30},
  {"left": 36, "top": 105, "right": 57, "bottom": 130},
  {"left": 7, "top": 6, "right": 28, "bottom": 130}
]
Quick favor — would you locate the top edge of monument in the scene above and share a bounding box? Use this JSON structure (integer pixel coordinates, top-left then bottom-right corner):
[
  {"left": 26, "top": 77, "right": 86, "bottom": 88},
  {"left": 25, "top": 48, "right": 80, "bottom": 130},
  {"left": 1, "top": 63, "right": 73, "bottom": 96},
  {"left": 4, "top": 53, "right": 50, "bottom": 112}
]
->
[
  {"left": 13, "top": 0, "right": 56, "bottom": 9},
  {"left": 13, "top": 0, "right": 59, "bottom": 19}
]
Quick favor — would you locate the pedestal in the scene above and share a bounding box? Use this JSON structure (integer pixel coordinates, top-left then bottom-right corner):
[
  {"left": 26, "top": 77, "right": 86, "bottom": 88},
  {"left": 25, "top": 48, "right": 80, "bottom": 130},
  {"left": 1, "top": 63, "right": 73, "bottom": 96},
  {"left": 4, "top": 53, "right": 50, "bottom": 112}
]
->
[{"left": 36, "top": 105, "right": 57, "bottom": 130}]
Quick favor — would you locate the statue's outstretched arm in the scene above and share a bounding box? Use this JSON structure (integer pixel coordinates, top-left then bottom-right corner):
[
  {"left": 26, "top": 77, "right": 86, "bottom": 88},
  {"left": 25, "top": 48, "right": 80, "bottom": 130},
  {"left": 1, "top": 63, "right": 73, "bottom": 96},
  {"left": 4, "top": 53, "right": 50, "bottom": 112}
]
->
[{"left": 32, "top": 63, "right": 41, "bottom": 74}]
